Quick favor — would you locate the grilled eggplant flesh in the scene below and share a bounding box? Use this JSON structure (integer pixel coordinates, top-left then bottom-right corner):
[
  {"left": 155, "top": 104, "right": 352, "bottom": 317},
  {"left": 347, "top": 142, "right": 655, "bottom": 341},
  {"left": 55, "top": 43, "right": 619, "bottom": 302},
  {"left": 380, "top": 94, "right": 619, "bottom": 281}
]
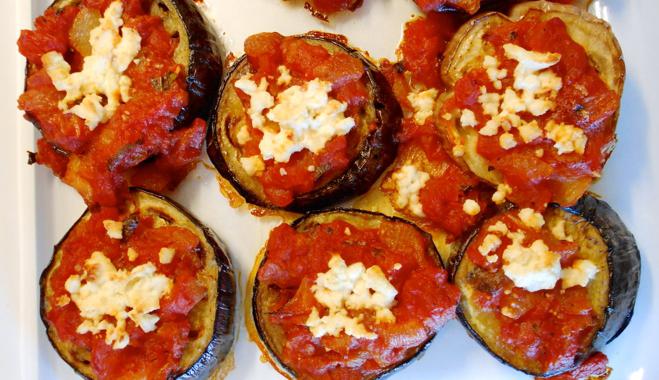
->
[
  {"left": 452, "top": 195, "right": 640, "bottom": 377},
  {"left": 40, "top": 189, "right": 236, "bottom": 380},
  {"left": 207, "top": 35, "right": 400, "bottom": 212}
]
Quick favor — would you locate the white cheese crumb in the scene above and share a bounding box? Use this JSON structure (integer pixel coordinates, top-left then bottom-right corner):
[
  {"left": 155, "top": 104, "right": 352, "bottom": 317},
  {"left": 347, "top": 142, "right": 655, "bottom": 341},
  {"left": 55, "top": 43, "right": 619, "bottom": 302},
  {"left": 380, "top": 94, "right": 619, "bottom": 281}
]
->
[
  {"left": 478, "top": 88, "right": 501, "bottom": 117},
  {"left": 306, "top": 255, "right": 398, "bottom": 339},
  {"left": 307, "top": 165, "right": 316, "bottom": 172},
  {"left": 518, "top": 120, "right": 543, "bottom": 143},
  {"left": 392, "top": 165, "right": 430, "bottom": 217},
  {"left": 486, "top": 254, "right": 499, "bottom": 263},
  {"left": 276, "top": 65, "right": 292, "bottom": 86},
  {"left": 488, "top": 221, "right": 509, "bottom": 235},
  {"left": 279, "top": 168, "right": 287, "bottom": 176},
  {"left": 158, "top": 247, "right": 175, "bottom": 264},
  {"left": 65, "top": 251, "right": 172, "bottom": 349},
  {"left": 408, "top": 88, "right": 439, "bottom": 125},
  {"left": 127, "top": 247, "right": 138, "bottom": 262},
  {"left": 393, "top": 263, "right": 402, "bottom": 270},
  {"left": 236, "top": 124, "right": 251, "bottom": 145},
  {"left": 240, "top": 155, "right": 265, "bottom": 176},
  {"left": 518, "top": 208, "right": 545, "bottom": 230},
  {"left": 499, "top": 132, "right": 518, "bottom": 150},
  {"left": 234, "top": 74, "right": 274, "bottom": 129},
  {"left": 545, "top": 120, "right": 588, "bottom": 155},
  {"left": 103, "top": 220, "right": 123, "bottom": 240},
  {"left": 492, "top": 183, "right": 512, "bottom": 205},
  {"left": 479, "top": 119, "right": 500, "bottom": 136},
  {"left": 463, "top": 199, "right": 481, "bottom": 216},
  {"left": 502, "top": 239, "right": 561, "bottom": 292},
  {"left": 41, "top": 1, "right": 142, "bottom": 129},
  {"left": 344, "top": 227, "right": 351, "bottom": 236},
  {"left": 460, "top": 109, "right": 478, "bottom": 127},
  {"left": 478, "top": 234, "right": 502, "bottom": 256},
  {"left": 561, "top": 259, "right": 599, "bottom": 289}
]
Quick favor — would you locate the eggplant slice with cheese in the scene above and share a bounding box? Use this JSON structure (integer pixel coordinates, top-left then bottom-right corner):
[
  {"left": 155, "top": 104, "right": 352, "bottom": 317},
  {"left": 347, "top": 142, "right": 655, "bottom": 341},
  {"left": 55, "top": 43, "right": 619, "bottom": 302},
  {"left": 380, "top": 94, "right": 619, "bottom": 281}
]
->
[
  {"left": 207, "top": 34, "right": 400, "bottom": 212},
  {"left": 251, "top": 209, "right": 460, "bottom": 379},
  {"left": 452, "top": 195, "right": 640, "bottom": 377},
  {"left": 25, "top": 0, "right": 222, "bottom": 129},
  {"left": 437, "top": 1, "right": 625, "bottom": 209},
  {"left": 40, "top": 189, "right": 235, "bottom": 380}
]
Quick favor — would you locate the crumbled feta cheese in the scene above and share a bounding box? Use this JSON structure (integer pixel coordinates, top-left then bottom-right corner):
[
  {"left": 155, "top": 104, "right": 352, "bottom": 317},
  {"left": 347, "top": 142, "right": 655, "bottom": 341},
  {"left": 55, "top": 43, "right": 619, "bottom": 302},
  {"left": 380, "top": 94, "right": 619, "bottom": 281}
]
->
[
  {"left": 463, "top": 199, "right": 481, "bottom": 216},
  {"left": 545, "top": 120, "right": 588, "bottom": 155},
  {"left": 561, "top": 259, "right": 599, "bottom": 289},
  {"left": 392, "top": 165, "right": 430, "bottom": 217},
  {"left": 65, "top": 251, "right": 172, "bottom": 349},
  {"left": 488, "top": 221, "right": 509, "bottom": 235},
  {"left": 478, "top": 89, "right": 501, "bottom": 117},
  {"left": 41, "top": 1, "right": 141, "bottom": 129},
  {"left": 277, "top": 65, "right": 292, "bottom": 86},
  {"left": 240, "top": 155, "right": 265, "bottom": 176},
  {"left": 127, "top": 247, "right": 138, "bottom": 262},
  {"left": 307, "top": 165, "right": 316, "bottom": 172},
  {"left": 408, "top": 88, "right": 439, "bottom": 125},
  {"left": 486, "top": 254, "right": 499, "bottom": 263},
  {"left": 518, "top": 120, "right": 543, "bottom": 143},
  {"left": 234, "top": 74, "right": 274, "bottom": 129},
  {"left": 236, "top": 124, "right": 251, "bottom": 145},
  {"left": 499, "top": 132, "right": 518, "bottom": 150},
  {"left": 56, "top": 295, "right": 71, "bottom": 307},
  {"left": 483, "top": 55, "right": 508, "bottom": 85},
  {"left": 158, "top": 247, "right": 175, "bottom": 264},
  {"left": 479, "top": 234, "right": 502, "bottom": 256},
  {"left": 306, "top": 255, "right": 398, "bottom": 339},
  {"left": 103, "top": 220, "right": 123, "bottom": 240},
  {"left": 492, "top": 183, "right": 512, "bottom": 204},
  {"left": 279, "top": 168, "right": 287, "bottom": 176},
  {"left": 460, "top": 109, "right": 478, "bottom": 127},
  {"left": 502, "top": 239, "right": 561, "bottom": 292},
  {"left": 393, "top": 263, "right": 402, "bottom": 270},
  {"left": 479, "top": 119, "right": 500, "bottom": 136},
  {"left": 518, "top": 208, "right": 545, "bottom": 230},
  {"left": 262, "top": 79, "right": 356, "bottom": 162},
  {"left": 344, "top": 227, "right": 351, "bottom": 236}
]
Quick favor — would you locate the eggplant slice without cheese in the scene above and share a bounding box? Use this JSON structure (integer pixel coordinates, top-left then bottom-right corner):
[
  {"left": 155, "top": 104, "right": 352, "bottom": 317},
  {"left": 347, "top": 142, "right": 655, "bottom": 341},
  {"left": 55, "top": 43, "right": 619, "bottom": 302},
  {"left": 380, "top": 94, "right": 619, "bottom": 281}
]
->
[
  {"left": 251, "top": 209, "right": 460, "bottom": 379},
  {"left": 40, "top": 189, "right": 235, "bottom": 380},
  {"left": 452, "top": 195, "right": 640, "bottom": 377},
  {"left": 207, "top": 34, "right": 400, "bottom": 212}
]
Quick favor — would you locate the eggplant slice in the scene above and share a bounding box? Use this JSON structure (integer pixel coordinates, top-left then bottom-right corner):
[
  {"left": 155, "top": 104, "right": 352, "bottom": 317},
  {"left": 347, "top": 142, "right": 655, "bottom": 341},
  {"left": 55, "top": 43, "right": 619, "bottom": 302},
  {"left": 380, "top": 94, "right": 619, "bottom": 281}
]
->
[
  {"left": 26, "top": 0, "right": 222, "bottom": 132},
  {"left": 251, "top": 209, "right": 445, "bottom": 379},
  {"left": 437, "top": 1, "right": 625, "bottom": 192},
  {"left": 452, "top": 194, "right": 640, "bottom": 377},
  {"left": 40, "top": 189, "right": 236, "bottom": 380},
  {"left": 207, "top": 35, "right": 400, "bottom": 213}
]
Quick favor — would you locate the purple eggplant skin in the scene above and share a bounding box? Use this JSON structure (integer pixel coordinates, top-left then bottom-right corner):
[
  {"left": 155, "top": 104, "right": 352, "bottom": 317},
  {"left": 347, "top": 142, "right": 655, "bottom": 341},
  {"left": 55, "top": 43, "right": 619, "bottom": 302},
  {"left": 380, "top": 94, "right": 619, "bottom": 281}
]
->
[
  {"left": 206, "top": 35, "right": 401, "bottom": 213},
  {"left": 251, "top": 209, "right": 443, "bottom": 380},
  {"left": 25, "top": 0, "right": 222, "bottom": 135},
  {"left": 451, "top": 194, "right": 641, "bottom": 378},
  {"left": 39, "top": 188, "right": 236, "bottom": 380}
]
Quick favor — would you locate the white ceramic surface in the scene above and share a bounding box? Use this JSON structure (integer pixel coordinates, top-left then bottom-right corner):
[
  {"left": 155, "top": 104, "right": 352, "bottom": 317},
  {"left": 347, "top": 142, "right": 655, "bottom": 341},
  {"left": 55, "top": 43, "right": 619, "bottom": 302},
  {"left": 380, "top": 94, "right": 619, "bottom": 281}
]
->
[{"left": 2, "top": 0, "right": 658, "bottom": 379}]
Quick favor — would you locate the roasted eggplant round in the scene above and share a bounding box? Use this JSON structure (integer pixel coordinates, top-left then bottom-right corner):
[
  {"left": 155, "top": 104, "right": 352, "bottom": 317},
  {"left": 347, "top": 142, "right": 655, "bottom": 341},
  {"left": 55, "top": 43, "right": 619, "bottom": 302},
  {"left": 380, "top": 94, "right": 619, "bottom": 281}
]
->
[
  {"left": 40, "top": 189, "right": 235, "bottom": 380},
  {"left": 452, "top": 195, "right": 640, "bottom": 377},
  {"left": 250, "top": 209, "right": 460, "bottom": 379},
  {"left": 18, "top": 0, "right": 222, "bottom": 206},
  {"left": 207, "top": 33, "right": 400, "bottom": 212},
  {"left": 437, "top": 1, "right": 625, "bottom": 209}
]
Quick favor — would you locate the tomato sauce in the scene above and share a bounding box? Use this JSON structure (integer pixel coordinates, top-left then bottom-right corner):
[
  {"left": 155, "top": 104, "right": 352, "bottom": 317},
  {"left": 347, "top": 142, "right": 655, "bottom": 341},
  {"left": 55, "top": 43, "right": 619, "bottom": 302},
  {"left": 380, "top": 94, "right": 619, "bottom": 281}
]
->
[
  {"left": 542, "top": 352, "right": 610, "bottom": 380},
  {"left": 18, "top": 0, "right": 205, "bottom": 207},
  {"left": 258, "top": 219, "right": 460, "bottom": 379},
  {"left": 46, "top": 206, "right": 207, "bottom": 380},
  {"left": 441, "top": 17, "right": 618, "bottom": 209},
  {"left": 235, "top": 33, "right": 368, "bottom": 207},
  {"left": 465, "top": 212, "right": 601, "bottom": 374},
  {"left": 379, "top": 14, "right": 492, "bottom": 238},
  {"left": 305, "top": 0, "right": 364, "bottom": 19}
]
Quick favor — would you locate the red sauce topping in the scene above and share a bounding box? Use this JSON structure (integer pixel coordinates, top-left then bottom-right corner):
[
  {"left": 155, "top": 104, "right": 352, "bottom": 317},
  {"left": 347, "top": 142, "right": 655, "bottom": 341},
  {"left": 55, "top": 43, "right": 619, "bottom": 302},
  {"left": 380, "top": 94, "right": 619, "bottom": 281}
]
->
[
  {"left": 441, "top": 17, "right": 619, "bottom": 209},
  {"left": 235, "top": 33, "right": 369, "bottom": 207},
  {"left": 258, "top": 219, "right": 460, "bottom": 379},
  {"left": 466, "top": 211, "right": 602, "bottom": 374},
  {"left": 542, "top": 352, "right": 610, "bottom": 380},
  {"left": 46, "top": 207, "right": 207, "bottom": 380},
  {"left": 379, "top": 14, "right": 491, "bottom": 238},
  {"left": 18, "top": 0, "right": 204, "bottom": 206},
  {"left": 305, "top": 0, "right": 364, "bottom": 19}
]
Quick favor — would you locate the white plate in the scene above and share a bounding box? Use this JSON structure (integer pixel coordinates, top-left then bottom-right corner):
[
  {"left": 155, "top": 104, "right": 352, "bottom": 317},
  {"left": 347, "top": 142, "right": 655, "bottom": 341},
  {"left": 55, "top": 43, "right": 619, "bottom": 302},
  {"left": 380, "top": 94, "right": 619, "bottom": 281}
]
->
[{"left": 2, "top": 0, "right": 658, "bottom": 379}]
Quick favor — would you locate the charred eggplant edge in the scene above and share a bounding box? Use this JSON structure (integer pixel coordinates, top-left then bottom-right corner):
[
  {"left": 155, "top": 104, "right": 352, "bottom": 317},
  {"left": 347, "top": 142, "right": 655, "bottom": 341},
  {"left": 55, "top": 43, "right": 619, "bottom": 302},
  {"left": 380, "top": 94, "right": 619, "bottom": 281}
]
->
[
  {"left": 450, "top": 194, "right": 641, "bottom": 377},
  {"left": 207, "top": 35, "right": 401, "bottom": 213},
  {"left": 251, "top": 209, "right": 445, "bottom": 379},
  {"left": 39, "top": 188, "right": 236, "bottom": 380},
  {"left": 24, "top": 0, "right": 222, "bottom": 140}
]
